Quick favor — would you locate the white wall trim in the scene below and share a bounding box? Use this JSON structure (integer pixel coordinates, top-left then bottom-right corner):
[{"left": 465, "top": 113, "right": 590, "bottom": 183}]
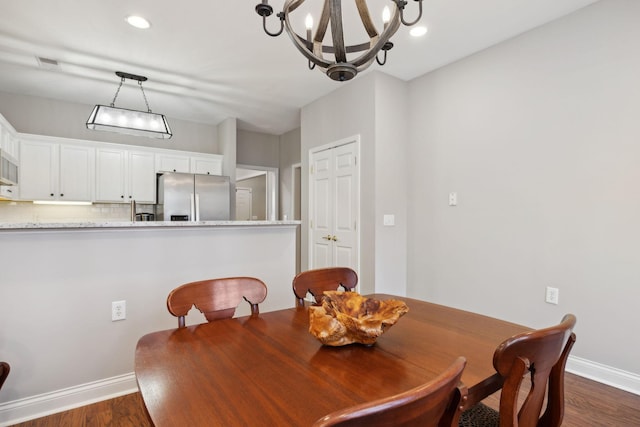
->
[
  {"left": 1, "top": 356, "right": 638, "bottom": 425},
  {"left": 567, "top": 355, "right": 640, "bottom": 396},
  {"left": 0, "top": 373, "right": 137, "bottom": 426}
]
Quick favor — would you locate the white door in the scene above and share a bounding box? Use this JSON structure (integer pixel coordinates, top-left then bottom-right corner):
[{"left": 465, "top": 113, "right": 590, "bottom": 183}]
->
[
  {"left": 310, "top": 139, "right": 359, "bottom": 271},
  {"left": 235, "top": 187, "right": 252, "bottom": 220}
]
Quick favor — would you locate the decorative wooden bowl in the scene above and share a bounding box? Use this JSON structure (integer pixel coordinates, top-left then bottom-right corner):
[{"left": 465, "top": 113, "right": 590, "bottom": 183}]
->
[{"left": 308, "top": 291, "right": 409, "bottom": 346}]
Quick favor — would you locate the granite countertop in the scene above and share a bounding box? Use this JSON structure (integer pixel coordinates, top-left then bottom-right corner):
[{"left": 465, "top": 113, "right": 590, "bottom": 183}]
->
[{"left": 0, "top": 220, "right": 301, "bottom": 231}]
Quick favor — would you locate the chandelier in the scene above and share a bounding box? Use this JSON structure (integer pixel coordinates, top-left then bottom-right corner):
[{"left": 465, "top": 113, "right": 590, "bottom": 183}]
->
[
  {"left": 86, "top": 72, "right": 172, "bottom": 139},
  {"left": 256, "top": 0, "right": 424, "bottom": 82}
]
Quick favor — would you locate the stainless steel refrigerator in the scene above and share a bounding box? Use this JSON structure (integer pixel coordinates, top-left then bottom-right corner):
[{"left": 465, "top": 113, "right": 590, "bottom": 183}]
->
[{"left": 156, "top": 172, "right": 231, "bottom": 221}]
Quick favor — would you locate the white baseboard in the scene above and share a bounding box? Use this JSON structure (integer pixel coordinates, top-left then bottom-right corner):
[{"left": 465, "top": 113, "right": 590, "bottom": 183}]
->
[
  {"left": 0, "top": 373, "right": 138, "bottom": 427},
  {"left": 567, "top": 355, "right": 640, "bottom": 396},
  {"left": 0, "top": 357, "right": 638, "bottom": 425}
]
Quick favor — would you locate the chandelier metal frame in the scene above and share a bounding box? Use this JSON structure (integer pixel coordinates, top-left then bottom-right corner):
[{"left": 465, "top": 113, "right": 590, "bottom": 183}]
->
[{"left": 256, "top": 0, "right": 424, "bottom": 81}]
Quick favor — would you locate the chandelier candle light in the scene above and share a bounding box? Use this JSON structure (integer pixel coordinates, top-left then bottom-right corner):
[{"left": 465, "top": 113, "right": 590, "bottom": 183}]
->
[
  {"left": 86, "top": 71, "right": 172, "bottom": 139},
  {"left": 256, "top": 0, "right": 424, "bottom": 81}
]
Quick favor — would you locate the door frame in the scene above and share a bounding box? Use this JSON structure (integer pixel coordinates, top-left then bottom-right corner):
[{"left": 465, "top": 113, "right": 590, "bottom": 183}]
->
[
  {"left": 236, "top": 164, "right": 279, "bottom": 221},
  {"left": 308, "top": 135, "right": 361, "bottom": 275},
  {"left": 291, "top": 162, "right": 301, "bottom": 221}
]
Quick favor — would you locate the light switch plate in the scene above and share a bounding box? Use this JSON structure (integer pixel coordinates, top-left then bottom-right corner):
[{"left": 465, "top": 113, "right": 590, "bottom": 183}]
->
[{"left": 383, "top": 214, "right": 395, "bottom": 226}]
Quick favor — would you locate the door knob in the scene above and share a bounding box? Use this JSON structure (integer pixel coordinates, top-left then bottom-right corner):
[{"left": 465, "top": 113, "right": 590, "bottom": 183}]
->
[
  {"left": 331, "top": 235, "right": 337, "bottom": 241},
  {"left": 323, "top": 235, "right": 332, "bottom": 240}
]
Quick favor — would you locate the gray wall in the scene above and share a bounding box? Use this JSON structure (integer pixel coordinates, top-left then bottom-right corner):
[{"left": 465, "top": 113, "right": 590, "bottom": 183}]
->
[
  {"left": 237, "top": 175, "right": 267, "bottom": 220},
  {"left": 301, "top": 72, "right": 408, "bottom": 296},
  {"left": 301, "top": 75, "right": 376, "bottom": 294},
  {"left": 236, "top": 129, "right": 280, "bottom": 167},
  {"left": 279, "top": 127, "right": 301, "bottom": 220},
  {"left": 406, "top": 0, "right": 640, "bottom": 375},
  {"left": 0, "top": 91, "right": 219, "bottom": 153}
]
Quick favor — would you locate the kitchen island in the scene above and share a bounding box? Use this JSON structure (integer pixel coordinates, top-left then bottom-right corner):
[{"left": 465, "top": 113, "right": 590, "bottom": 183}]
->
[{"left": 0, "top": 220, "right": 299, "bottom": 425}]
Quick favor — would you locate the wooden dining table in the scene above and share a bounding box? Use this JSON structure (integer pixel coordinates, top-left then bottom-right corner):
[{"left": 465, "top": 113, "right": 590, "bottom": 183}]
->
[{"left": 135, "top": 294, "right": 529, "bottom": 426}]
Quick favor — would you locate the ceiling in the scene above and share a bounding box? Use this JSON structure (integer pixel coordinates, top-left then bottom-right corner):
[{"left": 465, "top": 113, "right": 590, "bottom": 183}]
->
[{"left": 0, "top": 0, "right": 599, "bottom": 136}]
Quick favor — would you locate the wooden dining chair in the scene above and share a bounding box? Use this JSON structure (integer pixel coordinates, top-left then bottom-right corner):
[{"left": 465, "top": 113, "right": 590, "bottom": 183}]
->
[
  {"left": 292, "top": 267, "right": 358, "bottom": 307},
  {"left": 459, "top": 314, "right": 577, "bottom": 427},
  {"left": 312, "top": 357, "right": 467, "bottom": 427},
  {"left": 0, "top": 362, "right": 9, "bottom": 391},
  {"left": 167, "top": 277, "right": 268, "bottom": 328}
]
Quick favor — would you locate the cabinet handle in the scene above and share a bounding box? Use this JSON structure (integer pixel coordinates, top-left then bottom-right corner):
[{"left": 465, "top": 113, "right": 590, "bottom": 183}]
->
[
  {"left": 121, "top": 195, "right": 124, "bottom": 199},
  {"left": 173, "top": 169, "right": 176, "bottom": 172},
  {"left": 60, "top": 193, "right": 64, "bottom": 197},
  {"left": 129, "top": 195, "right": 132, "bottom": 199},
  {"left": 50, "top": 193, "right": 54, "bottom": 197}
]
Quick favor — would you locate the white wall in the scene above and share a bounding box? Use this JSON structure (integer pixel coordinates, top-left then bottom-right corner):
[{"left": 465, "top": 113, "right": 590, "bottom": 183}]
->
[
  {"left": 0, "top": 225, "right": 297, "bottom": 423},
  {"left": 406, "top": 0, "right": 640, "bottom": 376}
]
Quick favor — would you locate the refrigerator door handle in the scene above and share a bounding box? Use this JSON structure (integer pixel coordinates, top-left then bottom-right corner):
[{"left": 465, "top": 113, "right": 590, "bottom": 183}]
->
[
  {"left": 195, "top": 193, "right": 201, "bottom": 221},
  {"left": 190, "top": 193, "right": 195, "bottom": 221}
]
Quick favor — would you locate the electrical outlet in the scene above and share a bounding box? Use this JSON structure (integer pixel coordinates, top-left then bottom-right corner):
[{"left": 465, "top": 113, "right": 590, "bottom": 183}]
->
[
  {"left": 112, "top": 300, "right": 126, "bottom": 321},
  {"left": 449, "top": 192, "right": 457, "bottom": 206},
  {"left": 545, "top": 287, "right": 559, "bottom": 305}
]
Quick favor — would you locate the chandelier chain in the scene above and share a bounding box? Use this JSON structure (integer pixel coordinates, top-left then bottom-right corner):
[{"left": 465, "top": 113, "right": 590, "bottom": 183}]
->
[
  {"left": 138, "top": 81, "right": 152, "bottom": 112},
  {"left": 110, "top": 77, "right": 125, "bottom": 107}
]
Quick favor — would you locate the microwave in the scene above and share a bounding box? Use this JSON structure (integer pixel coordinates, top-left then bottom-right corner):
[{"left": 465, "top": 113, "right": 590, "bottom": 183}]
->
[{"left": 0, "top": 149, "right": 18, "bottom": 186}]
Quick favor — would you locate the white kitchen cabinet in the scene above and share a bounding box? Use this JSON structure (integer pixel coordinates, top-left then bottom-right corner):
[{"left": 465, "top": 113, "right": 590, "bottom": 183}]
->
[
  {"left": 128, "top": 151, "right": 156, "bottom": 203},
  {"left": 156, "top": 153, "right": 190, "bottom": 173},
  {"left": 19, "top": 139, "right": 94, "bottom": 202},
  {"left": 0, "top": 114, "right": 19, "bottom": 158},
  {"left": 95, "top": 148, "right": 156, "bottom": 203},
  {"left": 190, "top": 154, "right": 222, "bottom": 175}
]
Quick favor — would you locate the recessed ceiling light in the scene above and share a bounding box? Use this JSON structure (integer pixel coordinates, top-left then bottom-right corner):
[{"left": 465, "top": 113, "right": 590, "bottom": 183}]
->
[
  {"left": 126, "top": 15, "right": 151, "bottom": 29},
  {"left": 410, "top": 26, "right": 428, "bottom": 37}
]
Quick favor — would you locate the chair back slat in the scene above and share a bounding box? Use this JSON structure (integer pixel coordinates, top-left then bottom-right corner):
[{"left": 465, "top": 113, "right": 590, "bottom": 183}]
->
[
  {"left": 167, "top": 277, "right": 268, "bottom": 327},
  {"left": 292, "top": 267, "right": 358, "bottom": 307}
]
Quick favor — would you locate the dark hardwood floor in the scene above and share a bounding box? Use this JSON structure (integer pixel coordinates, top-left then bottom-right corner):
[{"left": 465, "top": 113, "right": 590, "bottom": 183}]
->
[{"left": 9, "top": 373, "right": 640, "bottom": 426}]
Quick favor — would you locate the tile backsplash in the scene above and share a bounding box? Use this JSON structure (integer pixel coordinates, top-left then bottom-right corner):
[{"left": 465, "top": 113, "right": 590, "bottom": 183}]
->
[{"left": 0, "top": 201, "right": 156, "bottom": 223}]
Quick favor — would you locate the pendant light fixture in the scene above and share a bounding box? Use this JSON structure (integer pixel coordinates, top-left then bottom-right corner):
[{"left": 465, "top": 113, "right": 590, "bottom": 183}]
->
[
  {"left": 256, "top": 0, "right": 424, "bottom": 82},
  {"left": 86, "top": 72, "right": 172, "bottom": 139}
]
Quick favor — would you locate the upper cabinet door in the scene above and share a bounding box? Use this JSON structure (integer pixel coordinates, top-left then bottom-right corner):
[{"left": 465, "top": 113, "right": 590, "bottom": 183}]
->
[
  {"left": 128, "top": 151, "right": 156, "bottom": 203},
  {"left": 19, "top": 139, "right": 58, "bottom": 200},
  {"left": 156, "top": 153, "right": 190, "bottom": 173},
  {"left": 190, "top": 155, "right": 222, "bottom": 175},
  {"left": 59, "top": 144, "right": 95, "bottom": 201},
  {"left": 95, "top": 148, "right": 127, "bottom": 202}
]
